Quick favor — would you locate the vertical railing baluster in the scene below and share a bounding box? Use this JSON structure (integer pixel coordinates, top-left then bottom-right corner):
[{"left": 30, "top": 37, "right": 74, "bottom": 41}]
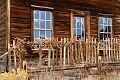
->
[
  {"left": 60, "top": 38, "right": 63, "bottom": 65},
  {"left": 63, "top": 38, "right": 66, "bottom": 65}
]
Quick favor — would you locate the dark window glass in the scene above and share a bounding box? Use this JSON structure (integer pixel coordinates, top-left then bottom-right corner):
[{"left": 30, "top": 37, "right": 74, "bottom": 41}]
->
[{"left": 100, "top": 33, "right": 104, "bottom": 40}]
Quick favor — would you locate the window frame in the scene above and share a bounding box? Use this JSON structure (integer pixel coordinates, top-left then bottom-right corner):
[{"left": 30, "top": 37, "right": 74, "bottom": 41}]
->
[
  {"left": 31, "top": 7, "right": 53, "bottom": 42},
  {"left": 98, "top": 16, "right": 113, "bottom": 41},
  {"left": 71, "top": 11, "right": 88, "bottom": 41}
]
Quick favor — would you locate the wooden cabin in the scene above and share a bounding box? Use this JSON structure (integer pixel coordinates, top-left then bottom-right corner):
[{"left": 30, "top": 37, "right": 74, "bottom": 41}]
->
[{"left": 1, "top": 0, "right": 120, "bottom": 71}]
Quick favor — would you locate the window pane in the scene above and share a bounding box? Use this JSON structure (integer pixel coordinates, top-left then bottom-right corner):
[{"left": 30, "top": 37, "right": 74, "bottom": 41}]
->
[
  {"left": 108, "top": 26, "right": 111, "bottom": 32},
  {"left": 46, "top": 11, "right": 51, "bottom": 20},
  {"left": 108, "top": 34, "right": 111, "bottom": 38},
  {"left": 34, "top": 10, "right": 39, "bottom": 19},
  {"left": 34, "top": 20, "right": 39, "bottom": 28},
  {"left": 77, "top": 22, "right": 81, "bottom": 28},
  {"left": 103, "top": 18, "right": 107, "bottom": 25},
  {"left": 82, "top": 30, "right": 84, "bottom": 37},
  {"left": 40, "top": 21, "right": 45, "bottom": 29},
  {"left": 100, "top": 17, "right": 103, "bottom": 24},
  {"left": 77, "top": 29, "right": 81, "bottom": 38},
  {"left": 100, "top": 25, "right": 103, "bottom": 32},
  {"left": 100, "top": 33, "right": 104, "bottom": 40},
  {"left": 40, "top": 30, "right": 45, "bottom": 39},
  {"left": 46, "top": 31, "right": 51, "bottom": 39},
  {"left": 104, "top": 25, "right": 107, "bottom": 32},
  {"left": 104, "top": 34, "right": 107, "bottom": 40},
  {"left": 46, "top": 21, "right": 51, "bottom": 29},
  {"left": 34, "top": 30, "right": 39, "bottom": 38},
  {"left": 108, "top": 18, "right": 112, "bottom": 25},
  {"left": 40, "top": 11, "right": 45, "bottom": 20}
]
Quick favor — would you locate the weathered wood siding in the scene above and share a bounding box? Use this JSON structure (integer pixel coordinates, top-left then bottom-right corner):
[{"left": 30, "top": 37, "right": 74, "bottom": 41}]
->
[
  {"left": 9, "top": 0, "right": 120, "bottom": 42},
  {"left": 10, "top": 0, "right": 31, "bottom": 41},
  {"left": 114, "top": 10, "right": 120, "bottom": 38},
  {"left": 0, "top": 0, "right": 8, "bottom": 55},
  {"left": 90, "top": 13, "right": 98, "bottom": 39},
  {"left": 54, "top": 10, "right": 70, "bottom": 38}
]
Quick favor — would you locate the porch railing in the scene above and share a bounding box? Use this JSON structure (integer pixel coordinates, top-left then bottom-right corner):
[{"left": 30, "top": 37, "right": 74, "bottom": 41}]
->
[{"left": 10, "top": 38, "right": 120, "bottom": 71}]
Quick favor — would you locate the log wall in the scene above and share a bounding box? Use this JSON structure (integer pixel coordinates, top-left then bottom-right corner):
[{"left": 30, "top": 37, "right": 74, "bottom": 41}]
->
[
  {"left": 10, "top": 0, "right": 31, "bottom": 41},
  {"left": 10, "top": 0, "right": 120, "bottom": 42},
  {"left": 114, "top": 9, "right": 120, "bottom": 38},
  {"left": 0, "top": 0, "right": 8, "bottom": 55}
]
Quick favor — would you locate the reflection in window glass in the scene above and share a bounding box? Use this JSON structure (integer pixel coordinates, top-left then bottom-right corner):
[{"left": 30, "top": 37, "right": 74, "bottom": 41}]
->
[
  {"left": 46, "top": 11, "right": 51, "bottom": 20},
  {"left": 40, "top": 11, "right": 45, "bottom": 20},
  {"left": 99, "top": 17, "right": 112, "bottom": 40},
  {"left": 40, "top": 21, "right": 45, "bottom": 29},
  {"left": 34, "top": 10, "right": 52, "bottom": 41},
  {"left": 46, "top": 21, "right": 50, "bottom": 29},
  {"left": 34, "top": 20, "right": 39, "bottom": 28},
  {"left": 34, "top": 11, "right": 39, "bottom": 19},
  {"left": 74, "top": 17, "right": 85, "bottom": 40}
]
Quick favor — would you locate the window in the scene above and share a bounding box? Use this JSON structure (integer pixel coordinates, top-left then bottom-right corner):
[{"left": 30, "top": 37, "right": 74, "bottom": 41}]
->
[
  {"left": 74, "top": 17, "right": 85, "bottom": 40},
  {"left": 99, "top": 17, "right": 112, "bottom": 41},
  {"left": 34, "top": 10, "right": 52, "bottom": 41}
]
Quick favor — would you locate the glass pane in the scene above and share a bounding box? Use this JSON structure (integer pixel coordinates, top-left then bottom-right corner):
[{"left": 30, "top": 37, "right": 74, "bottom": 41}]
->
[
  {"left": 100, "top": 17, "right": 103, "bottom": 24},
  {"left": 34, "top": 30, "right": 39, "bottom": 38},
  {"left": 46, "top": 21, "right": 51, "bottom": 29},
  {"left": 100, "top": 25, "right": 103, "bottom": 32},
  {"left": 103, "top": 18, "right": 107, "bottom": 25},
  {"left": 82, "top": 30, "right": 84, "bottom": 37},
  {"left": 108, "top": 18, "right": 112, "bottom": 25},
  {"left": 77, "top": 22, "right": 81, "bottom": 28},
  {"left": 108, "top": 34, "right": 111, "bottom": 38},
  {"left": 40, "top": 21, "right": 45, "bottom": 29},
  {"left": 40, "top": 30, "right": 45, "bottom": 39},
  {"left": 40, "top": 11, "right": 45, "bottom": 20},
  {"left": 34, "top": 10, "right": 39, "bottom": 19},
  {"left": 34, "top": 20, "right": 39, "bottom": 28},
  {"left": 77, "top": 29, "right": 81, "bottom": 38},
  {"left": 104, "top": 34, "right": 107, "bottom": 40},
  {"left": 104, "top": 25, "right": 107, "bottom": 32},
  {"left": 77, "top": 17, "right": 81, "bottom": 28},
  {"left": 74, "top": 17, "right": 76, "bottom": 28},
  {"left": 108, "top": 26, "right": 111, "bottom": 32},
  {"left": 46, "top": 31, "right": 51, "bottom": 39},
  {"left": 81, "top": 18, "right": 84, "bottom": 23},
  {"left": 46, "top": 11, "right": 51, "bottom": 20},
  {"left": 100, "top": 33, "right": 104, "bottom": 40}
]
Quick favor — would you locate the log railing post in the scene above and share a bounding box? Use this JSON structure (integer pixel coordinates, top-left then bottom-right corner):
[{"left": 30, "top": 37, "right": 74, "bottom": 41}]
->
[
  {"left": 60, "top": 38, "right": 63, "bottom": 65},
  {"left": 13, "top": 40, "right": 17, "bottom": 71},
  {"left": 63, "top": 38, "right": 66, "bottom": 65}
]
